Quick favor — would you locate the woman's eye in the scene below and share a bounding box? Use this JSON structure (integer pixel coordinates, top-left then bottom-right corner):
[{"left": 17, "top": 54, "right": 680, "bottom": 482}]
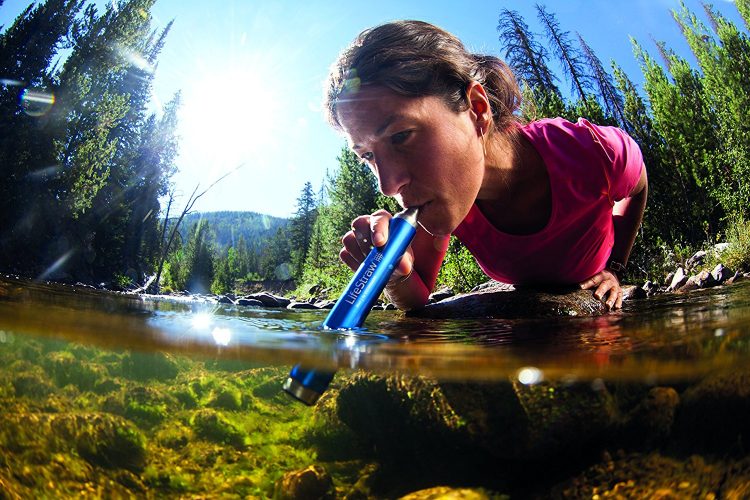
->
[
  {"left": 391, "top": 130, "right": 412, "bottom": 145},
  {"left": 361, "top": 152, "right": 374, "bottom": 162}
]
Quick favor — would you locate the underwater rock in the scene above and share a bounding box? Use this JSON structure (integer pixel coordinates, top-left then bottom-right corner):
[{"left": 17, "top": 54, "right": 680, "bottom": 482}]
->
[
  {"left": 120, "top": 351, "right": 179, "bottom": 381},
  {"left": 0, "top": 412, "right": 147, "bottom": 472},
  {"left": 246, "top": 367, "right": 289, "bottom": 401},
  {"left": 551, "top": 451, "right": 725, "bottom": 498},
  {"left": 44, "top": 351, "right": 105, "bottom": 391},
  {"left": 207, "top": 383, "right": 244, "bottom": 411},
  {"left": 398, "top": 486, "right": 500, "bottom": 499},
  {"left": 672, "top": 368, "right": 750, "bottom": 453},
  {"left": 410, "top": 281, "right": 606, "bottom": 319},
  {"left": 121, "top": 385, "right": 176, "bottom": 427},
  {"left": 333, "top": 372, "right": 617, "bottom": 461},
  {"left": 67, "top": 413, "right": 148, "bottom": 472},
  {"left": 620, "top": 387, "right": 680, "bottom": 446},
  {"left": 275, "top": 465, "right": 334, "bottom": 500},
  {"left": 190, "top": 408, "right": 248, "bottom": 449},
  {"left": 12, "top": 372, "right": 55, "bottom": 398}
]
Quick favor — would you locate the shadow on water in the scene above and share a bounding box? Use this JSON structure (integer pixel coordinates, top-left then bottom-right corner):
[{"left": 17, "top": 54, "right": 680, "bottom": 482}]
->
[{"left": 2, "top": 275, "right": 750, "bottom": 497}]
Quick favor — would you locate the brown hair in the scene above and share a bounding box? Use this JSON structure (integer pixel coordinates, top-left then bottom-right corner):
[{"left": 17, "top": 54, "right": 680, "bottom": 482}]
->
[{"left": 325, "top": 20, "right": 522, "bottom": 133}]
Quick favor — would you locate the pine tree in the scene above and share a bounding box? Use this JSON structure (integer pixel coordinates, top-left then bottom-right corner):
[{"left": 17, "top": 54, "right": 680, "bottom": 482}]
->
[
  {"left": 634, "top": 39, "right": 721, "bottom": 243},
  {"left": 536, "top": 4, "right": 593, "bottom": 110},
  {"left": 0, "top": 0, "right": 84, "bottom": 271},
  {"left": 497, "top": 8, "right": 559, "bottom": 95},
  {"left": 299, "top": 147, "right": 385, "bottom": 294},
  {"left": 182, "top": 219, "right": 214, "bottom": 293},
  {"left": 289, "top": 181, "right": 318, "bottom": 279},
  {"left": 577, "top": 33, "right": 626, "bottom": 126},
  {"left": 673, "top": 2, "right": 750, "bottom": 221}
]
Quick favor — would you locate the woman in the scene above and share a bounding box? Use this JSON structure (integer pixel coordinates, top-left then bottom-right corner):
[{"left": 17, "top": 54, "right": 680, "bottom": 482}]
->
[{"left": 325, "top": 20, "right": 648, "bottom": 312}]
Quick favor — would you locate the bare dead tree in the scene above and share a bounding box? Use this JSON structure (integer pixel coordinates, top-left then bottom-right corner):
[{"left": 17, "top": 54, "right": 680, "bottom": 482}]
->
[{"left": 146, "top": 165, "right": 242, "bottom": 293}]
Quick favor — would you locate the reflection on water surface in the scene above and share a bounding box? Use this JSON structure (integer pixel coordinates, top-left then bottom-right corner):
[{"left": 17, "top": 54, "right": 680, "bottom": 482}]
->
[{"left": 2, "top": 275, "right": 750, "bottom": 384}]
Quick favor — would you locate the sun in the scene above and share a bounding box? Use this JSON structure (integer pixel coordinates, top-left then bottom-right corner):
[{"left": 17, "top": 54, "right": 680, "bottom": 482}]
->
[{"left": 177, "top": 64, "right": 283, "bottom": 177}]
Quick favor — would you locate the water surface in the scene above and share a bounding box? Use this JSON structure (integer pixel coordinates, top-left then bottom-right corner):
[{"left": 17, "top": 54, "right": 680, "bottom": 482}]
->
[{"left": 2, "top": 275, "right": 749, "bottom": 384}]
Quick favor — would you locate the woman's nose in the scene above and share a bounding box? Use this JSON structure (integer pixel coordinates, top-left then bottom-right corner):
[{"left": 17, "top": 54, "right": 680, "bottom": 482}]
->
[{"left": 374, "top": 154, "right": 409, "bottom": 196}]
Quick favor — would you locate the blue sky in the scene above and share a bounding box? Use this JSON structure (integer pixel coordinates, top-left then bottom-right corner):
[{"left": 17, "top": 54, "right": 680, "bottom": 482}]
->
[{"left": 0, "top": 0, "right": 745, "bottom": 217}]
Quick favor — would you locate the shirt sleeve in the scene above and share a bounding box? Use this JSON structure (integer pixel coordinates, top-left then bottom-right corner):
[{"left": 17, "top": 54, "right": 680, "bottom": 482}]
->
[{"left": 577, "top": 118, "right": 644, "bottom": 203}]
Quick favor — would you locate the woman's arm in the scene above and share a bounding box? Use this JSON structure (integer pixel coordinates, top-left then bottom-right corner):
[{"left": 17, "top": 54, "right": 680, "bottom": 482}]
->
[
  {"left": 340, "top": 210, "right": 449, "bottom": 311},
  {"left": 580, "top": 165, "right": 648, "bottom": 310},
  {"left": 384, "top": 227, "right": 449, "bottom": 310}
]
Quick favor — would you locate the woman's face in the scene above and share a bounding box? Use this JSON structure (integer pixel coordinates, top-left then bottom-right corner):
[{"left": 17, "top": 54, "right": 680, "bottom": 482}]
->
[{"left": 336, "top": 85, "right": 485, "bottom": 236}]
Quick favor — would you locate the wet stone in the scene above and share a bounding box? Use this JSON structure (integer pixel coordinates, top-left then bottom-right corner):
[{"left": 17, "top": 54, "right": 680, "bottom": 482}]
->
[
  {"left": 275, "top": 465, "right": 333, "bottom": 500},
  {"left": 672, "top": 368, "right": 750, "bottom": 453},
  {"left": 410, "top": 282, "right": 606, "bottom": 319},
  {"left": 551, "top": 451, "right": 726, "bottom": 498},
  {"left": 236, "top": 298, "right": 264, "bottom": 307},
  {"left": 287, "top": 301, "right": 320, "bottom": 310},
  {"left": 246, "top": 291, "right": 291, "bottom": 307},
  {"left": 668, "top": 267, "right": 688, "bottom": 292},
  {"left": 399, "top": 486, "right": 501, "bottom": 499},
  {"left": 332, "top": 372, "right": 617, "bottom": 461}
]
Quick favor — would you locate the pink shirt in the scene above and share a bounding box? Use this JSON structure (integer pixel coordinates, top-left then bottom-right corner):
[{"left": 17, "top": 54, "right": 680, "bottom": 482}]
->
[{"left": 453, "top": 117, "right": 644, "bottom": 285}]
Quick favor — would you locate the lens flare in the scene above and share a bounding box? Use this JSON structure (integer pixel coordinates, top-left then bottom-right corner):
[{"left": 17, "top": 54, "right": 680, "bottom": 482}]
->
[
  {"left": 191, "top": 313, "right": 212, "bottom": 329},
  {"left": 211, "top": 327, "right": 231, "bottom": 346},
  {"left": 517, "top": 367, "right": 543, "bottom": 385},
  {"left": 20, "top": 89, "right": 55, "bottom": 117}
]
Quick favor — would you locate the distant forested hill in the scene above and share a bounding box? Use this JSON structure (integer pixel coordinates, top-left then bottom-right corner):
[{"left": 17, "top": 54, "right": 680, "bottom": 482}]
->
[{"left": 175, "top": 211, "right": 288, "bottom": 248}]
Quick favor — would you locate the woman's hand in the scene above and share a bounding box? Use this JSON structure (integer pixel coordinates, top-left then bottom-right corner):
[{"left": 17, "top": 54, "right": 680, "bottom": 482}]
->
[
  {"left": 580, "top": 269, "right": 622, "bottom": 310},
  {"left": 339, "top": 209, "right": 414, "bottom": 282}
]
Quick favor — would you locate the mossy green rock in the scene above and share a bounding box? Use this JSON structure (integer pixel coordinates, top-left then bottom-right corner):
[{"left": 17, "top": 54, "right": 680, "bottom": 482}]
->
[
  {"left": 44, "top": 351, "right": 105, "bottom": 390},
  {"left": 190, "top": 408, "right": 248, "bottom": 449},
  {"left": 0, "top": 412, "right": 147, "bottom": 472},
  {"left": 120, "top": 351, "right": 179, "bottom": 381},
  {"left": 334, "top": 372, "right": 617, "bottom": 460},
  {"left": 207, "top": 384, "right": 243, "bottom": 410},
  {"left": 12, "top": 372, "right": 55, "bottom": 398}
]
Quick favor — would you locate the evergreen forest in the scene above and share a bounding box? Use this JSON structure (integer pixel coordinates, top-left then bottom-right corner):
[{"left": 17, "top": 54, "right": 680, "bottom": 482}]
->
[{"left": 2, "top": 0, "right": 750, "bottom": 297}]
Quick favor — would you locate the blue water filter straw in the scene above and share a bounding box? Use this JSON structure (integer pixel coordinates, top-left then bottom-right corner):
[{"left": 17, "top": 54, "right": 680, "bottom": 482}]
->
[{"left": 283, "top": 207, "right": 419, "bottom": 405}]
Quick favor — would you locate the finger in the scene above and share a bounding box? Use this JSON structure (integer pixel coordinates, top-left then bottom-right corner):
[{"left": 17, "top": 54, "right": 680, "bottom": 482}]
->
[
  {"left": 339, "top": 247, "right": 361, "bottom": 272},
  {"left": 614, "top": 290, "right": 623, "bottom": 310},
  {"left": 594, "top": 280, "right": 614, "bottom": 303},
  {"left": 351, "top": 216, "right": 375, "bottom": 255},
  {"left": 579, "top": 275, "right": 600, "bottom": 290},
  {"left": 391, "top": 246, "right": 414, "bottom": 280},
  {"left": 341, "top": 230, "right": 367, "bottom": 262},
  {"left": 369, "top": 209, "right": 392, "bottom": 247}
]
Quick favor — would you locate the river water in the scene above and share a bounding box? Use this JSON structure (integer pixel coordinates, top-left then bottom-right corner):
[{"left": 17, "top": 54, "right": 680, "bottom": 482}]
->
[{"left": 1, "top": 275, "right": 750, "bottom": 497}]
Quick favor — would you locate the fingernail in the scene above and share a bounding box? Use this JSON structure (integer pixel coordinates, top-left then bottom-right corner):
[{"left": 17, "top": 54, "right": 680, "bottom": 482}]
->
[{"left": 373, "top": 232, "right": 385, "bottom": 246}]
